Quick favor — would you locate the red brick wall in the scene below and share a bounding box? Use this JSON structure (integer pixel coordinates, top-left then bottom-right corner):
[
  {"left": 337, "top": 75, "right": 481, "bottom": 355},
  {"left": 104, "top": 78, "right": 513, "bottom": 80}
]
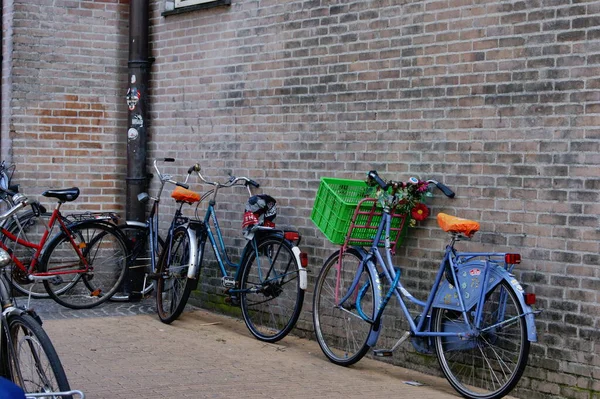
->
[
  {"left": 4, "top": 0, "right": 599, "bottom": 397},
  {"left": 5, "top": 0, "right": 129, "bottom": 212}
]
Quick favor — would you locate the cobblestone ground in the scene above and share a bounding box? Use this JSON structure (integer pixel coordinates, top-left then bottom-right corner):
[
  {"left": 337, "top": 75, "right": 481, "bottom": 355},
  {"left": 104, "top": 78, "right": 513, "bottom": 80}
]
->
[{"left": 26, "top": 296, "right": 463, "bottom": 399}]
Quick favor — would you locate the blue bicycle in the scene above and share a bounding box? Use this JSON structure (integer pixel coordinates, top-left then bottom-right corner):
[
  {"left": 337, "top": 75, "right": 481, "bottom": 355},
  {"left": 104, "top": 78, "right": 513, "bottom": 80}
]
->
[
  {"left": 312, "top": 171, "right": 538, "bottom": 399},
  {"left": 155, "top": 164, "right": 308, "bottom": 343}
]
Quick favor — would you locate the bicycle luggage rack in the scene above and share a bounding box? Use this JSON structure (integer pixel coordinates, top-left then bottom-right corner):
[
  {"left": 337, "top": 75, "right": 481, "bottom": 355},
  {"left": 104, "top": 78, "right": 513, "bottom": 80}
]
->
[
  {"left": 64, "top": 211, "right": 119, "bottom": 224},
  {"left": 344, "top": 198, "right": 408, "bottom": 254},
  {"left": 311, "top": 177, "right": 409, "bottom": 251}
]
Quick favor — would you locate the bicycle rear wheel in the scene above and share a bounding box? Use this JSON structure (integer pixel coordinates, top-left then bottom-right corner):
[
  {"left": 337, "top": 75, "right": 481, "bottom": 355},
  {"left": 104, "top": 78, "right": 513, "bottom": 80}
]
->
[
  {"left": 41, "top": 221, "right": 129, "bottom": 309},
  {"left": 111, "top": 224, "right": 164, "bottom": 301},
  {"left": 4, "top": 313, "right": 71, "bottom": 397},
  {"left": 239, "top": 236, "right": 304, "bottom": 343},
  {"left": 156, "top": 225, "right": 194, "bottom": 324},
  {"left": 313, "top": 247, "right": 374, "bottom": 366},
  {"left": 432, "top": 280, "right": 530, "bottom": 399}
]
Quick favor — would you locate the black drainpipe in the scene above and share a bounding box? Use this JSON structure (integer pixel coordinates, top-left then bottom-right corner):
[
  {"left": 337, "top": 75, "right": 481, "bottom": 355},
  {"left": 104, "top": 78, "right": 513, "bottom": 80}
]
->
[
  {"left": 124, "top": 0, "right": 151, "bottom": 300},
  {"left": 126, "top": 0, "right": 150, "bottom": 222}
]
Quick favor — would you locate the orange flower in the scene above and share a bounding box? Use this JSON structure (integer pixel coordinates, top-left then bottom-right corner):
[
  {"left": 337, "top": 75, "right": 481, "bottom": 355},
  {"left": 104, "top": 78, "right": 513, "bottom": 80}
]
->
[{"left": 411, "top": 203, "right": 429, "bottom": 221}]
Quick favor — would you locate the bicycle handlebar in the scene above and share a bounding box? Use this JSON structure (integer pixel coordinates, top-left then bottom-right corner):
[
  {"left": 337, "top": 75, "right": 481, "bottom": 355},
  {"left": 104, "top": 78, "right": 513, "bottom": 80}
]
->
[
  {"left": 187, "top": 163, "right": 260, "bottom": 190},
  {"left": 152, "top": 159, "right": 189, "bottom": 190},
  {"left": 366, "top": 170, "right": 455, "bottom": 198}
]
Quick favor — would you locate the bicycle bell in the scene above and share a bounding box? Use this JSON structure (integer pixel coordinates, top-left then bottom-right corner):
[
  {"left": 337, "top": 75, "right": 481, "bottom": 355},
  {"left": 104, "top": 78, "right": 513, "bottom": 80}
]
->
[{"left": 0, "top": 248, "right": 11, "bottom": 267}]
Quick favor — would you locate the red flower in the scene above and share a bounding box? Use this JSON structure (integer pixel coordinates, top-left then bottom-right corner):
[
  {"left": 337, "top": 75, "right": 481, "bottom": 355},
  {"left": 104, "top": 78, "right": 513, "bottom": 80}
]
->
[{"left": 411, "top": 203, "right": 429, "bottom": 221}]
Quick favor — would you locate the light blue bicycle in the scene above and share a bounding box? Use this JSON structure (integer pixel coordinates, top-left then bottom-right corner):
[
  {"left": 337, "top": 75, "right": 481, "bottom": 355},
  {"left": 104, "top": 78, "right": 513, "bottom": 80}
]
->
[{"left": 312, "top": 171, "right": 538, "bottom": 399}]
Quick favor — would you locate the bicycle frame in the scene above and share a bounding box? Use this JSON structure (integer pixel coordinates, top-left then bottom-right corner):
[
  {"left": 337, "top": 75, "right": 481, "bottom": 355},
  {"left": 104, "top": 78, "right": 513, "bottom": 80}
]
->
[
  {"left": 199, "top": 198, "right": 250, "bottom": 280},
  {"left": 183, "top": 182, "right": 306, "bottom": 292},
  {"left": 342, "top": 210, "right": 538, "bottom": 348},
  {"left": 0, "top": 206, "right": 90, "bottom": 279}
]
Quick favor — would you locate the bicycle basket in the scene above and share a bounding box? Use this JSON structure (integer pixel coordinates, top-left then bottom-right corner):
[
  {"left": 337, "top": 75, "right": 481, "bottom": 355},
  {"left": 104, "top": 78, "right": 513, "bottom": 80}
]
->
[{"left": 310, "top": 177, "right": 408, "bottom": 248}]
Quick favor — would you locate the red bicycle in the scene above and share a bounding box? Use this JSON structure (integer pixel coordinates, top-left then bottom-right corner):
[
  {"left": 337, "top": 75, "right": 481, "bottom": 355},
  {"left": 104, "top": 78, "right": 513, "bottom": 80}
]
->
[{"left": 0, "top": 187, "right": 128, "bottom": 309}]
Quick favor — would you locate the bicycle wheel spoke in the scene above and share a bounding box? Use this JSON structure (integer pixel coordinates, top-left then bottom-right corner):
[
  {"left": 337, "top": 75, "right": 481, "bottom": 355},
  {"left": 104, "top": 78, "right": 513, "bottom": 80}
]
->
[
  {"left": 313, "top": 248, "right": 373, "bottom": 366},
  {"left": 42, "top": 222, "right": 128, "bottom": 309},
  {"left": 433, "top": 280, "right": 530, "bottom": 399},
  {"left": 9, "top": 314, "right": 71, "bottom": 395},
  {"left": 156, "top": 226, "right": 193, "bottom": 324}
]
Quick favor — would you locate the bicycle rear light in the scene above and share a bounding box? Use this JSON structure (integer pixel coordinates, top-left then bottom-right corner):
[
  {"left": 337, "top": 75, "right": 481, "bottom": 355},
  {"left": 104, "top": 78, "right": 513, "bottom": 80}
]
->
[
  {"left": 284, "top": 231, "right": 300, "bottom": 241},
  {"left": 300, "top": 252, "right": 308, "bottom": 268},
  {"left": 524, "top": 293, "right": 536, "bottom": 305},
  {"left": 505, "top": 253, "right": 521, "bottom": 264}
]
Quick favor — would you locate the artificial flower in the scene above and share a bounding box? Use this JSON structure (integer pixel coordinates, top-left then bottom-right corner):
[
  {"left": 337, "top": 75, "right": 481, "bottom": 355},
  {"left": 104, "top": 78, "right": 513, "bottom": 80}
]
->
[{"left": 411, "top": 202, "right": 429, "bottom": 221}]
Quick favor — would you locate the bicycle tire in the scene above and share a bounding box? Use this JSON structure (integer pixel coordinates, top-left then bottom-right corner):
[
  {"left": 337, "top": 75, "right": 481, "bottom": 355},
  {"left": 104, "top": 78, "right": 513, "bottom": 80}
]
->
[
  {"left": 239, "top": 235, "right": 304, "bottom": 343},
  {"left": 432, "top": 279, "right": 530, "bottom": 399},
  {"left": 4, "top": 313, "right": 71, "bottom": 397},
  {"left": 313, "top": 247, "right": 374, "bottom": 366},
  {"left": 0, "top": 211, "right": 63, "bottom": 299},
  {"left": 40, "top": 221, "right": 129, "bottom": 309},
  {"left": 155, "top": 225, "right": 194, "bottom": 324},
  {"left": 111, "top": 224, "right": 165, "bottom": 301}
]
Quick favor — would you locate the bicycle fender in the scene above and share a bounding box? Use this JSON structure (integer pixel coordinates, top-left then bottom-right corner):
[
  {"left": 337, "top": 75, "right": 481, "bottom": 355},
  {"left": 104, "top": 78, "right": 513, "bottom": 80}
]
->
[
  {"left": 180, "top": 225, "right": 199, "bottom": 279},
  {"left": 291, "top": 246, "right": 307, "bottom": 290},
  {"left": 432, "top": 260, "right": 537, "bottom": 342}
]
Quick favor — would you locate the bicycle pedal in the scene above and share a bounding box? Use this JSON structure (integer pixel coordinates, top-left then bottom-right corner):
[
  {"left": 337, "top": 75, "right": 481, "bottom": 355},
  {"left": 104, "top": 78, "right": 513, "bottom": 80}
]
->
[
  {"left": 373, "top": 349, "right": 393, "bottom": 357},
  {"left": 221, "top": 276, "right": 236, "bottom": 289}
]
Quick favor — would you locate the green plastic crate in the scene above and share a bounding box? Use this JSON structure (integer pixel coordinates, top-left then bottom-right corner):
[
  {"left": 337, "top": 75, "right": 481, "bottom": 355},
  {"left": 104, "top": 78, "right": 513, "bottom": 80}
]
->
[{"left": 311, "top": 177, "right": 408, "bottom": 246}]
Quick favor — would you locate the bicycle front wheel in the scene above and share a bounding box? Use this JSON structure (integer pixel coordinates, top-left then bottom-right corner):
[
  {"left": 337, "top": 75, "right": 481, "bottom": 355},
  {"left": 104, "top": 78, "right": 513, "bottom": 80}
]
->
[
  {"left": 1, "top": 210, "right": 57, "bottom": 298},
  {"left": 41, "top": 221, "right": 129, "bottom": 309},
  {"left": 239, "top": 236, "right": 304, "bottom": 343},
  {"left": 313, "top": 247, "right": 374, "bottom": 366},
  {"left": 432, "top": 280, "right": 530, "bottom": 399},
  {"left": 4, "top": 313, "right": 71, "bottom": 397},
  {"left": 111, "top": 224, "right": 164, "bottom": 301},
  {"left": 156, "top": 226, "right": 194, "bottom": 324}
]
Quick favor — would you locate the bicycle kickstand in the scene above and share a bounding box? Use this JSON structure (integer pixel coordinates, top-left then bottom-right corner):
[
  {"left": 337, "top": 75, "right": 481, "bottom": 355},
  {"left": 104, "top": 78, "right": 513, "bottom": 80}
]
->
[{"left": 373, "top": 331, "right": 411, "bottom": 357}]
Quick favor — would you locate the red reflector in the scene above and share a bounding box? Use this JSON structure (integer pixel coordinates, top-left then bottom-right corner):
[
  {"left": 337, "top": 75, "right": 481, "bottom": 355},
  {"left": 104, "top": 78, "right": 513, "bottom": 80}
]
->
[
  {"left": 524, "top": 293, "right": 536, "bottom": 305},
  {"left": 299, "top": 252, "right": 308, "bottom": 268},
  {"left": 284, "top": 231, "right": 300, "bottom": 241},
  {"left": 505, "top": 253, "right": 521, "bottom": 264}
]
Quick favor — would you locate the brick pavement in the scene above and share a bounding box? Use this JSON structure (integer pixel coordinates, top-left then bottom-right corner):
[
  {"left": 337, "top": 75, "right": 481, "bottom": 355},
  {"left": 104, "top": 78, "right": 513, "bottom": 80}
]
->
[{"left": 30, "top": 297, "right": 462, "bottom": 399}]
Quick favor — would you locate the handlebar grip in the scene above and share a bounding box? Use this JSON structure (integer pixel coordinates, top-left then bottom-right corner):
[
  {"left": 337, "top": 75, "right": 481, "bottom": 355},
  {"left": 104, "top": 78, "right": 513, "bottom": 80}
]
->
[
  {"left": 164, "top": 158, "right": 175, "bottom": 162},
  {"left": 367, "top": 170, "right": 388, "bottom": 190},
  {"left": 246, "top": 179, "right": 260, "bottom": 188},
  {"left": 0, "top": 186, "right": 19, "bottom": 198},
  {"left": 435, "top": 181, "right": 455, "bottom": 198},
  {"left": 176, "top": 182, "right": 189, "bottom": 189}
]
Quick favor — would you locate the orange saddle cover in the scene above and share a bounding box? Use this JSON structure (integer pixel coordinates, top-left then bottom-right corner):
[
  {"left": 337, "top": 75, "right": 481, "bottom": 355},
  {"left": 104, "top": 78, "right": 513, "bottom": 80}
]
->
[
  {"left": 437, "top": 213, "right": 480, "bottom": 237},
  {"left": 171, "top": 186, "right": 201, "bottom": 204}
]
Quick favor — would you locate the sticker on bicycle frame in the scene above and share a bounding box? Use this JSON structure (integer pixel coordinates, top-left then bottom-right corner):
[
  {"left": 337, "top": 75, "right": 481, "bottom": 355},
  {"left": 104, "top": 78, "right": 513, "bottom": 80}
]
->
[
  {"left": 511, "top": 278, "right": 524, "bottom": 291},
  {"left": 469, "top": 268, "right": 481, "bottom": 276},
  {"left": 127, "top": 128, "right": 139, "bottom": 141}
]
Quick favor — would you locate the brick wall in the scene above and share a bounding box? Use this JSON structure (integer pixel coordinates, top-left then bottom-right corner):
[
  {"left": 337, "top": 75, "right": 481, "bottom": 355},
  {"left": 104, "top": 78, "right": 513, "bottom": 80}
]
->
[
  {"left": 5, "top": 0, "right": 600, "bottom": 397},
  {"left": 149, "top": 0, "right": 600, "bottom": 398},
  {"left": 4, "top": 0, "right": 129, "bottom": 212}
]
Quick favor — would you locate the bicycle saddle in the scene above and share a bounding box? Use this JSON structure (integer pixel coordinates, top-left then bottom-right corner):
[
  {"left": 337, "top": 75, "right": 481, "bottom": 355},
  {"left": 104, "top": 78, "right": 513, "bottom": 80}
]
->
[
  {"left": 437, "top": 213, "right": 480, "bottom": 237},
  {"left": 171, "top": 186, "right": 200, "bottom": 204},
  {"left": 42, "top": 187, "right": 80, "bottom": 202}
]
